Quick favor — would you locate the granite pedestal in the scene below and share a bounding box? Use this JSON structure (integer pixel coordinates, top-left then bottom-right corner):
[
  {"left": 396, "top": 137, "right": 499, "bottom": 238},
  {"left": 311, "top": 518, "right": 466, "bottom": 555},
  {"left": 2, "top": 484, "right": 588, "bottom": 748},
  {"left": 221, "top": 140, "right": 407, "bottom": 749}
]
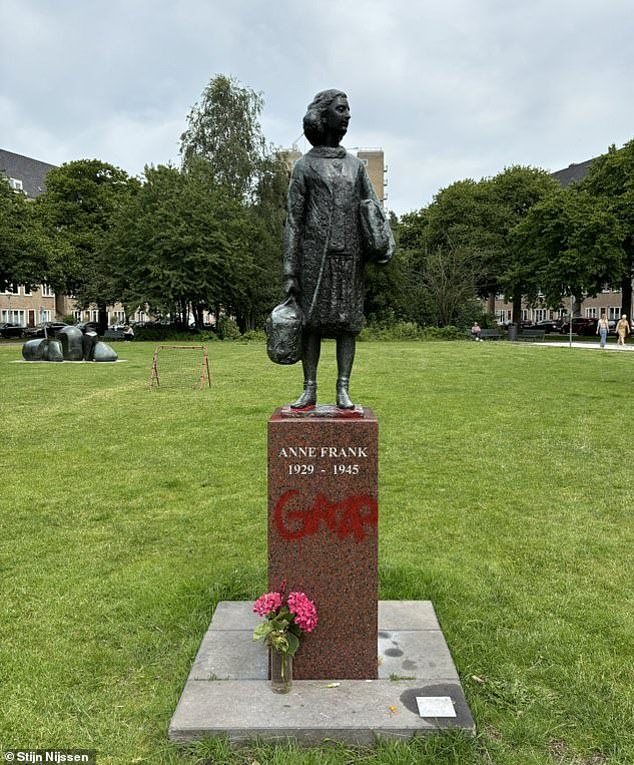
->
[
  {"left": 268, "top": 407, "right": 378, "bottom": 679},
  {"left": 168, "top": 600, "right": 475, "bottom": 745}
]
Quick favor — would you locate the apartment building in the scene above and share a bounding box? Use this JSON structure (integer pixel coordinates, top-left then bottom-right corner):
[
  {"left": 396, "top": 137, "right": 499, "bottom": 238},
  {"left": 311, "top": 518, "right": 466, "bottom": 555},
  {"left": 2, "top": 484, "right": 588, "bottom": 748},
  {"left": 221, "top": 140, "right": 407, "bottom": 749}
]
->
[{"left": 493, "top": 290, "right": 633, "bottom": 326}]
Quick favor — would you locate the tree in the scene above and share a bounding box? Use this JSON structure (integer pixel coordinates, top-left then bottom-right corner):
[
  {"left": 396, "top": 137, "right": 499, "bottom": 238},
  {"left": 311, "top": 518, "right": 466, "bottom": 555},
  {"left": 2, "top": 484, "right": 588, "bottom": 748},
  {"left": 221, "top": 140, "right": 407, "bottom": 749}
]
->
[
  {"left": 180, "top": 75, "right": 268, "bottom": 202},
  {"left": 109, "top": 160, "right": 253, "bottom": 327},
  {"left": 405, "top": 177, "right": 506, "bottom": 320},
  {"left": 488, "top": 166, "right": 560, "bottom": 321},
  {"left": 235, "top": 153, "right": 288, "bottom": 332},
  {"left": 407, "top": 167, "right": 558, "bottom": 323},
  {"left": 422, "top": 179, "right": 502, "bottom": 307},
  {"left": 512, "top": 186, "right": 623, "bottom": 312},
  {"left": 180, "top": 74, "right": 288, "bottom": 330},
  {"left": 418, "top": 244, "right": 481, "bottom": 327},
  {"left": 36, "top": 160, "right": 138, "bottom": 331},
  {"left": 580, "top": 140, "right": 634, "bottom": 319},
  {"left": 0, "top": 177, "right": 56, "bottom": 292}
]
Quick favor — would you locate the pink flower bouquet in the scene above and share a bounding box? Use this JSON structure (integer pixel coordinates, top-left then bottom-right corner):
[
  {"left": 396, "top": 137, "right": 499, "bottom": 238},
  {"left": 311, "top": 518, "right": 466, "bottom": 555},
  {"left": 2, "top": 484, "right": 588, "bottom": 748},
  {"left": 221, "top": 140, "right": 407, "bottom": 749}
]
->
[{"left": 253, "top": 587, "right": 318, "bottom": 656}]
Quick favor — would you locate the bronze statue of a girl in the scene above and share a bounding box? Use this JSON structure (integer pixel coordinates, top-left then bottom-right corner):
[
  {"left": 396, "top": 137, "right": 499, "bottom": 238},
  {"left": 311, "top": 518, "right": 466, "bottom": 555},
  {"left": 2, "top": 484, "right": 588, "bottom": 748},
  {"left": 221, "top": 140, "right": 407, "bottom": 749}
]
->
[{"left": 283, "top": 89, "right": 395, "bottom": 409}]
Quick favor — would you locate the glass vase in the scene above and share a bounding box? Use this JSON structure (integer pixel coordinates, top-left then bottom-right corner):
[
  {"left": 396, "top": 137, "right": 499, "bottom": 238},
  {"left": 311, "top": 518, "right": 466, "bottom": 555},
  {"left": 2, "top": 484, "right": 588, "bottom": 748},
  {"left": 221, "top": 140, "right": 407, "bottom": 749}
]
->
[{"left": 270, "top": 648, "right": 293, "bottom": 694}]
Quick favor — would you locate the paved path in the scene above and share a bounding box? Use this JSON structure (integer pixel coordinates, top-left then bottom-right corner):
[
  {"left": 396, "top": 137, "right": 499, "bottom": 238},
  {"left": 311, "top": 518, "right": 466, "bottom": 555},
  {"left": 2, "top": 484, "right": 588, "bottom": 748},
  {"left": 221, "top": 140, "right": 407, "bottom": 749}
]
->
[{"left": 537, "top": 340, "right": 634, "bottom": 352}]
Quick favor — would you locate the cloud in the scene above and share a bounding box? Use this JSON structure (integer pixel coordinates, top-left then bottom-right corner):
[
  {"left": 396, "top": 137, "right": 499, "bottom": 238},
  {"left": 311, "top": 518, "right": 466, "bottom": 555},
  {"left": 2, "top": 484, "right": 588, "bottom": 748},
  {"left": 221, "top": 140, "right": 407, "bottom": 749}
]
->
[{"left": 3, "top": 0, "right": 634, "bottom": 213}]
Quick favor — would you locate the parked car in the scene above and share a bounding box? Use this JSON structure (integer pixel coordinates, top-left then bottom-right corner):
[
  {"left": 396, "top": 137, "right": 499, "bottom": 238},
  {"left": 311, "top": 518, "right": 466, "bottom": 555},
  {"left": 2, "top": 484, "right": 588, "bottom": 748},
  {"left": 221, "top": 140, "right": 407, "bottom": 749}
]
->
[
  {"left": 23, "top": 321, "right": 68, "bottom": 338},
  {"left": 558, "top": 317, "right": 598, "bottom": 336},
  {"left": 533, "top": 320, "right": 561, "bottom": 334},
  {"left": 0, "top": 322, "right": 26, "bottom": 338}
]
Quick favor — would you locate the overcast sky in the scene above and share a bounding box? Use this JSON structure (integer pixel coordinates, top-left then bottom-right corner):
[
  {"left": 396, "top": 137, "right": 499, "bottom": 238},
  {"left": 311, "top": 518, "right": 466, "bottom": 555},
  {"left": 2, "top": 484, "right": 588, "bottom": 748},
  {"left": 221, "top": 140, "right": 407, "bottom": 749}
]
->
[{"left": 2, "top": 0, "right": 634, "bottom": 215}]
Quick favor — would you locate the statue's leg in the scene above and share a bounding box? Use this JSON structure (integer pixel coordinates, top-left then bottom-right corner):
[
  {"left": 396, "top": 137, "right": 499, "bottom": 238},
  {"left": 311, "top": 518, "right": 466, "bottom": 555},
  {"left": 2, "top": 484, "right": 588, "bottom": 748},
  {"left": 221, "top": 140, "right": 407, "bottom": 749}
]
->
[
  {"left": 290, "top": 331, "right": 320, "bottom": 408},
  {"left": 336, "top": 332, "right": 356, "bottom": 409}
]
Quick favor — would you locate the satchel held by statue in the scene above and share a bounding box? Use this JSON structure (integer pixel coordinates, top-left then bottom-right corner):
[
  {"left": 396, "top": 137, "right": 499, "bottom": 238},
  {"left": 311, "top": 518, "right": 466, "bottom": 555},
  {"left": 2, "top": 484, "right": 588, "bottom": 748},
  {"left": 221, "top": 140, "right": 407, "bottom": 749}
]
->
[
  {"left": 266, "top": 296, "right": 303, "bottom": 365},
  {"left": 359, "top": 198, "right": 392, "bottom": 262}
]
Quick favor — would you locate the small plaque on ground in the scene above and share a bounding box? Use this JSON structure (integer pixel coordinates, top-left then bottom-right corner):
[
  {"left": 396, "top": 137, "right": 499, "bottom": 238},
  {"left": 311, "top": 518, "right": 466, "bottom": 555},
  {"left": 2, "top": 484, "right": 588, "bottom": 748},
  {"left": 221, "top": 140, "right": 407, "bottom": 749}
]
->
[{"left": 416, "top": 696, "right": 456, "bottom": 718}]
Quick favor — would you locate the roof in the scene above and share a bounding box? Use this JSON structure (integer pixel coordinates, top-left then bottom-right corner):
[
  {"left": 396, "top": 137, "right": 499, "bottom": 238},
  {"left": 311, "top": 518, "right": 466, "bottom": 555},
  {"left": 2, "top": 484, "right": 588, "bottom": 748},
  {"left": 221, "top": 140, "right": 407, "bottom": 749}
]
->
[
  {"left": 0, "top": 148, "right": 57, "bottom": 198},
  {"left": 550, "top": 157, "right": 595, "bottom": 187}
]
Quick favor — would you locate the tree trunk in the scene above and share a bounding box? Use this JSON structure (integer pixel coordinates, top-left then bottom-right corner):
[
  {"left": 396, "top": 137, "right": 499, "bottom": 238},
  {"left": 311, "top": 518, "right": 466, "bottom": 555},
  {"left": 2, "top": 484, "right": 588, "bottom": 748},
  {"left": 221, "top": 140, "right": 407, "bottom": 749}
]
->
[
  {"left": 620, "top": 242, "right": 634, "bottom": 320},
  {"left": 512, "top": 288, "right": 522, "bottom": 324},
  {"left": 98, "top": 304, "right": 108, "bottom": 335},
  {"left": 621, "top": 274, "right": 632, "bottom": 321}
]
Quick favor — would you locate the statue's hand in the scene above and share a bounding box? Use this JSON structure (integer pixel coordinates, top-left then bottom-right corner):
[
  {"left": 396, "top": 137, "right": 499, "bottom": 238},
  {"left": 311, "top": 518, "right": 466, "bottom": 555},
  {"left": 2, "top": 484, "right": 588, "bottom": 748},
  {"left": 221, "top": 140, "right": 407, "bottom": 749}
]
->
[{"left": 285, "top": 277, "right": 300, "bottom": 298}]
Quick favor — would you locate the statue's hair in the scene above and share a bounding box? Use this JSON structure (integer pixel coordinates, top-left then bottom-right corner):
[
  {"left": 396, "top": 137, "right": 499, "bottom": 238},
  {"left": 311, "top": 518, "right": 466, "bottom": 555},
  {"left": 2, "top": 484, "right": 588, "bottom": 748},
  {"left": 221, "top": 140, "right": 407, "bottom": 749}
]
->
[{"left": 303, "top": 89, "right": 348, "bottom": 147}]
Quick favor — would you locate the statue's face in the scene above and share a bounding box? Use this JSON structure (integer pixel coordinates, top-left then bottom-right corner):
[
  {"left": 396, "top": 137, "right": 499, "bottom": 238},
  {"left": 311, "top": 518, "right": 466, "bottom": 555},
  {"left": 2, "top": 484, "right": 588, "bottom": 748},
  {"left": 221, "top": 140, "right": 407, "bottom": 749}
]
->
[{"left": 324, "top": 95, "right": 350, "bottom": 136}]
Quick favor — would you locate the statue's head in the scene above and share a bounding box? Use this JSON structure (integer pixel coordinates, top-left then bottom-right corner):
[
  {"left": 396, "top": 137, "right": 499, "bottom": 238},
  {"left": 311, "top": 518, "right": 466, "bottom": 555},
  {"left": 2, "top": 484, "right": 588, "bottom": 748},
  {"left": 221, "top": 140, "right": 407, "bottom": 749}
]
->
[{"left": 303, "top": 89, "right": 350, "bottom": 147}]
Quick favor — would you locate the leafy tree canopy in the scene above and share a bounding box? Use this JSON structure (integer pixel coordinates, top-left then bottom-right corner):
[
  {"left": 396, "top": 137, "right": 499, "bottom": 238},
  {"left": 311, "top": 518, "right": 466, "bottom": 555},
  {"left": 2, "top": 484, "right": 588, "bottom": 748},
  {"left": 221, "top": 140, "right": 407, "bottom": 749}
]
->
[
  {"left": 395, "top": 166, "right": 557, "bottom": 324},
  {"left": 0, "top": 177, "right": 56, "bottom": 292},
  {"left": 108, "top": 159, "right": 262, "bottom": 327},
  {"left": 36, "top": 159, "right": 138, "bottom": 310},
  {"left": 180, "top": 74, "right": 271, "bottom": 202},
  {"left": 512, "top": 186, "right": 623, "bottom": 307}
]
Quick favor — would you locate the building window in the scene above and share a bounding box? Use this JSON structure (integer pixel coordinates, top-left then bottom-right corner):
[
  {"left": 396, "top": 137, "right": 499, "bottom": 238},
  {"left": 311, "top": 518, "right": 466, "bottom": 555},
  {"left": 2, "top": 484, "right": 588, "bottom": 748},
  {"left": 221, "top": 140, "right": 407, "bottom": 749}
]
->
[
  {"left": 74, "top": 310, "right": 82, "bottom": 321},
  {"left": 1, "top": 283, "right": 19, "bottom": 295},
  {"left": 39, "top": 309, "right": 52, "bottom": 322},
  {"left": 23, "top": 285, "right": 32, "bottom": 296},
  {"left": 40, "top": 284, "right": 54, "bottom": 297},
  {"left": 9, "top": 178, "right": 24, "bottom": 193},
  {"left": 1, "top": 309, "right": 25, "bottom": 325},
  {"left": 111, "top": 310, "right": 125, "bottom": 324},
  {"left": 534, "top": 309, "right": 547, "bottom": 322},
  {"left": 608, "top": 306, "right": 621, "bottom": 320},
  {"left": 90, "top": 309, "right": 99, "bottom": 322},
  {"left": 585, "top": 307, "right": 598, "bottom": 319}
]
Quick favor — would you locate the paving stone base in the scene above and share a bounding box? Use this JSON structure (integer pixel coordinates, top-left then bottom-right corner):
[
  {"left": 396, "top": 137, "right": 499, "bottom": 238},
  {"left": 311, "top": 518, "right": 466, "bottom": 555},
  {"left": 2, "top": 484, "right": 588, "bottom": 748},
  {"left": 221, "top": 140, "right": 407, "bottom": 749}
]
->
[{"left": 169, "top": 600, "right": 475, "bottom": 745}]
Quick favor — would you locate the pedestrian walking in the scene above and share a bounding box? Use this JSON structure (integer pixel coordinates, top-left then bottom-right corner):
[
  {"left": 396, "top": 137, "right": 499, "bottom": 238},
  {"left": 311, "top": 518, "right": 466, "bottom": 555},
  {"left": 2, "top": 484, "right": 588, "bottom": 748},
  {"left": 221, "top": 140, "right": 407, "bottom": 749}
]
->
[
  {"left": 596, "top": 314, "right": 609, "bottom": 348},
  {"left": 616, "top": 314, "right": 630, "bottom": 347}
]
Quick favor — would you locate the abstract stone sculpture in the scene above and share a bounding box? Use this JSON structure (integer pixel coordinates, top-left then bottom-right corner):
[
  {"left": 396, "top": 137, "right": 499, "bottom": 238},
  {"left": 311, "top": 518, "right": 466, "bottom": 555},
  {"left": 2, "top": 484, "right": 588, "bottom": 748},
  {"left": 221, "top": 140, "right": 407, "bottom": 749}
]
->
[
  {"left": 58, "top": 326, "right": 84, "bottom": 361},
  {"left": 281, "top": 89, "right": 395, "bottom": 409},
  {"left": 22, "top": 327, "right": 118, "bottom": 362},
  {"left": 82, "top": 331, "right": 99, "bottom": 361},
  {"left": 41, "top": 339, "right": 64, "bottom": 362},
  {"left": 92, "top": 341, "right": 118, "bottom": 362},
  {"left": 22, "top": 338, "right": 45, "bottom": 361}
]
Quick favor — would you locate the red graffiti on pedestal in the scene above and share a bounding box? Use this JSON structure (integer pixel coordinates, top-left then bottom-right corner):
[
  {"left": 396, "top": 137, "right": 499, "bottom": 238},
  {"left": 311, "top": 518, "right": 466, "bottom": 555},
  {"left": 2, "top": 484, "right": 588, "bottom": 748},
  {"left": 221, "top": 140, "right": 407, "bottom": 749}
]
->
[{"left": 274, "top": 489, "right": 378, "bottom": 543}]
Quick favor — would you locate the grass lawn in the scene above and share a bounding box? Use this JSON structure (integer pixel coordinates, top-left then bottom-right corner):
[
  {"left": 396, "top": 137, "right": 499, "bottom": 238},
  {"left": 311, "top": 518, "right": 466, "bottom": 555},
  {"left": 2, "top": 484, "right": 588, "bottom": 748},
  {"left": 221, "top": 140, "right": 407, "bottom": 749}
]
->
[{"left": 0, "top": 339, "right": 632, "bottom": 765}]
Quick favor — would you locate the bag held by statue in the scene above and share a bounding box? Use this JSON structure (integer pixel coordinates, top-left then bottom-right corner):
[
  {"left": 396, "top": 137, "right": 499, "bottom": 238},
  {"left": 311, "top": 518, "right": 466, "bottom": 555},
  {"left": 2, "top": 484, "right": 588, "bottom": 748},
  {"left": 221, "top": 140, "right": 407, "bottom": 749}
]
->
[
  {"left": 266, "top": 296, "right": 303, "bottom": 365},
  {"left": 359, "top": 198, "right": 393, "bottom": 262}
]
